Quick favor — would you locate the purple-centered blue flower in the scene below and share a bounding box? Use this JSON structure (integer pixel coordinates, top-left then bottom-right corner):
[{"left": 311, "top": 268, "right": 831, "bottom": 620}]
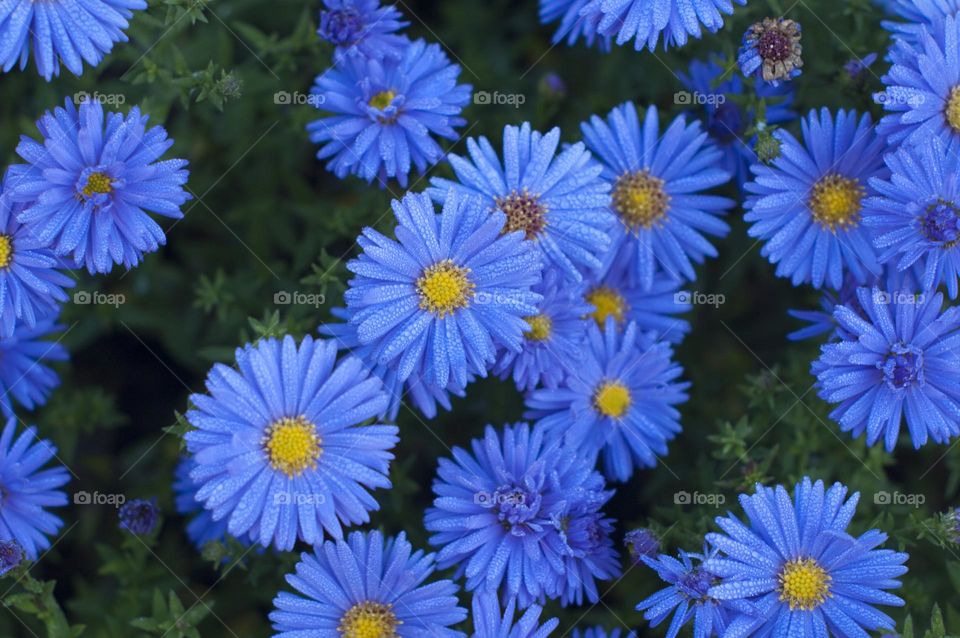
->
[
  {"left": 0, "top": 317, "right": 67, "bottom": 417},
  {"left": 744, "top": 108, "right": 885, "bottom": 290},
  {"left": 738, "top": 18, "right": 803, "bottom": 86},
  {"left": 0, "top": 417, "right": 69, "bottom": 560},
  {"left": 579, "top": 0, "right": 745, "bottom": 51},
  {"left": 6, "top": 99, "right": 191, "bottom": 274},
  {"left": 526, "top": 319, "right": 688, "bottom": 483},
  {"left": 580, "top": 102, "right": 733, "bottom": 291},
  {"left": 553, "top": 489, "right": 621, "bottom": 606},
  {"left": 539, "top": 0, "right": 610, "bottom": 49},
  {"left": 470, "top": 591, "right": 559, "bottom": 638},
  {"left": 704, "top": 478, "right": 908, "bottom": 637},
  {"left": 0, "top": 0, "right": 146, "bottom": 80},
  {"left": 308, "top": 38, "right": 471, "bottom": 187},
  {"left": 271, "top": 530, "right": 467, "bottom": 638},
  {"left": 184, "top": 335, "right": 398, "bottom": 551},
  {"left": 318, "top": 0, "right": 408, "bottom": 60},
  {"left": 813, "top": 287, "right": 960, "bottom": 451}
]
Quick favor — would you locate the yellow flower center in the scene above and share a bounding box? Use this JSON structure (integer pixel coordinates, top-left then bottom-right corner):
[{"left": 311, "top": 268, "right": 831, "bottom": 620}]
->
[
  {"left": 81, "top": 171, "right": 113, "bottom": 198},
  {"left": 524, "top": 314, "right": 552, "bottom": 341},
  {"left": 586, "top": 286, "right": 628, "bottom": 326},
  {"left": 946, "top": 85, "right": 960, "bottom": 133},
  {"left": 0, "top": 235, "right": 13, "bottom": 269},
  {"left": 612, "top": 170, "right": 670, "bottom": 230},
  {"left": 495, "top": 190, "right": 548, "bottom": 239},
  {"left": 778, "top": 558, "right": 832, "bottom": 611},
  {"left": 263, "top": 416, "right": 322, "bottom": 477},
  {"left": 809, "top": 174, "right": 864, "bottom": 231},
  {"left": 369, "top": 90, "right": 397, "bottom": 110},
  {"left": 339, "top": 602, "right": 400, "bottom": 638},
  {"left": 416, "top": 259, "right": 475, "bottom": 317},
  {"left": 594, "top": 380, "right": 631, "bottom": 418}
]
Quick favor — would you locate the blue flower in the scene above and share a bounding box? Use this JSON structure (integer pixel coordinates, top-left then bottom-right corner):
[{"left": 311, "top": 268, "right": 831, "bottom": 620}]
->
[
  {"left": 738, "top": 18, "right": 803, "bottom": 86},
  {"left": 308, "top": 39, "right": 471, "bottom": 187},
  {"left": 0, "top": 539, "right": 23, "bottom": 575},
  {"left": 580, "top": 102, "right": 733, "bottom": 290},
  {"left": 184, "top": 335, "right": 398, "bottom": 551},
  {"left": 173, "top": 457, "right": 234, "bottom": 549},
  {"left": 0, "top": 318, "right": 67, "bottom": 417},
  {"left": 343, "top": 190, "right": 542, "bottom": 393},
  {"left": 744, "top": 108, "right": 885, "bottom": 290},
  {"left": 526, "top": 319, "right": 688, "bottom": 483},
  {"left": 625, "top": 528, "right": 660, "bottom": 563},
  {"left": 424, "top": 422, "right": 615, "bottom": 606},
  {"left": 6, "top": 99, "right": 191, "bottom": 274},
  {"left": 843, "top": 52, "right": 878, "bottom": 81},
  {"left": 553, "top": 490, "right": 621, "bottom": 606},
  {"left": 579, "top": 0, "right": 745, "bottom": 51},
  {"left": 318, "top": 0, "right": 408, "bottom": 60},
  {"left": 0, "top": 418, "right": 69, "bottom": 560},
  {"left": 0, "top": 0, "right": 146, "bottom": 80},
  {"left": 538, "top": 0, "right": 610, "bottom": 49},
  {"left": 704, "top": 478, "right": 908, "bottom": 637},
  {"left": 0, "top": 183, "right": 73, "bottom": 338},
  {"left": 470, "top": 591, "right": 559, "bottom": 638},
  {"left": 270, "top": 530, "right": 467, "bottom": 638},
  {"left": 119, "top": 498, "right": 160, "bottom": 536},
  {"left": 813, "top": 287, "right": 960, "bottom": 451},
  {"left": 877, "top": 15, "right": 960, "bottom": 146},
  {"left": 429, "top": 123, "right": 614, "bottom": 282}
]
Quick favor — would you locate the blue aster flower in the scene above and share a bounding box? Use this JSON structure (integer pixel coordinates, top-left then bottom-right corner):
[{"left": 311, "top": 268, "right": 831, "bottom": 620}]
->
[
  {"left": 553, "top": 489, "right": 621, "bottom": 606},
  {"left": 881, "top": 0, "right": 958, "bottom": 47},
  {"left": 5, "top": 99, "right": 191, "bottom": 274},
  {"left": 184, "top": 334, "right": 399, "bottom": 551},
  {"left": 471, "top": 591, "right": 559, "bottom": 638},
  {"left": 579, "top": 0, "right": 745, "bottom": 51},
  {"left": 580, "top": 102, "right": 733, "bottom": 291},
  {"left": 271, "top": 530, "right": 467, "bottom": 638},
  {"left": 429, "top": 123, "right": 614, "bottom": 282},
  {"left": 539, "top": 0, "right": 610, "bottom": 49},
  {"left": 0, "top": 0, "right": 146, "bottom": 81},
  {"left": 0, "top": 539, "right": 23, "bottom": 575},
  {"left": 738, "top": 18, "right": 803, "bottom": 86},
  {"left": 424, "top": 422, "right": 614, "bottom": 606},
  {"left": 625, "top": 527, "right": 660, "bottom": 563},
  {"left": 812, "top": 286, "right": 960, "bottom": 451},
  {"left": 308, "top": 39, "right": 471, "bottom": 187},
  {"left": 118, "top": 498, "right": 160, "bottom": 535},
  {"left": 525, "top": 319, "right": 688, "bottom": 483},
  {"left": 704, "top": 478, "right": 908, "bottom": 637},
  {"left": 0, "top": 318, "right": 67, "bottom": 417},
  {"left": 877, "top": 15, "right": 960, "bottom": 146},
  {"left": 744, "top": 108, "right": 885, "bottom": 290},
  {"left": 173, "top": 456, "right": 235, "bottom": 549},
  {"left": 343, "top": 190, "right": 542, "bottom": 394},
  {"left": 0, "top": 417, "right": 69, "bottom": 560},
  {"left": 318, "top": 0, "right": 408, "bottom": 60}
]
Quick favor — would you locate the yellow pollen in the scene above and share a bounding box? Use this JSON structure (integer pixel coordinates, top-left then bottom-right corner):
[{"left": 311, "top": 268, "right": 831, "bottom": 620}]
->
[
  {"left": 586, "top": 286, "right": 628, "bottom": 326},
  {"left": 809, "top": 174, "right": 864, "bottom": 231},
  {"left": 495, "top": 190, "right": 549, "bottom": 239},
  {"left": 339, "top": 601, "right": 400, "bottom": 638},
  {"left": 416, "top": 259, "right": 475, "bottom": 317},
  {"left": 612, "top": 170, "right": 670, "bottom": 230},
  {"left": 369, "top": 90, "right": 397, "bottom": 110},
  {"left": 594, "top": 380, "right": 631, "bottom": 418},
  {"left": 778, "top": 558, "right": 832, "bottom": 611},
  {"left": 946, "top": 85, "right": 960, "bottom": 133},
  {"left": 0, "top": 235, "right": 13, "bottom": 269},
  {"left": 263, "top": 416, "right": 322, "bottom": 477},
  {"left": 524, "top": 314, "right": 552, "bottom": 341},
  {"left": 81, "top": 172, "right": 113, "bottom": 198}
]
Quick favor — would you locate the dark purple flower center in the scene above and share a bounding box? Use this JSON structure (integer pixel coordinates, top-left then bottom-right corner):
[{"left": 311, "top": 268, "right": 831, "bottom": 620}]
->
[
  {"left": 920, "top": 200, "right": 960, "bottom": 246},
  {"left": 881, "top": 343, "right": 924, "bottom": 390},
  {"left": 492, "top": 484, "right": 541, "bottom": 530},
  {"left": 758, "top": 28, "right": 793, "bottom": 62},
  {"left": 319, "top": 9, "right": 364, "bottom": 46},
  {"left": 678, "top": 567, "right": 714, "bottom": 600}
]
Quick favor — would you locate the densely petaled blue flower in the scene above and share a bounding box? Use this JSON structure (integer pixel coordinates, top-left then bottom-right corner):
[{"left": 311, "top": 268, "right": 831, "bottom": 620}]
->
[
  {"left": 318, "top": 0, "right": 408, "bottom": 60},
  {"left": 0, "top": 418, "right": 69, "bottom": 560},
  {"left": 424, "top": 422, "right": 615, "bottom": 606},
  {"left": 744, "top": 108, "right": 885, "bottom": 290},
  {"left": 864, "top": 137, "right": 960, "bottom": 298},
  {"left": 429, "top": 123, "right": 614, "bottom": 282},
  {"left": 184, "top": 335, "right": 399, "bottom": 551},
  {"left": 525, "top": 319, "right": 688, "bottom": 483},
  {"left": 471, "top": 591, "right": 559, "bottom": 638},
  {"left": 812, "top": 287, "right": 960, "bottom": 451},
  {"left": 553, "top": 489, "right": 621, "bottom": 606},
  {"left": 0, "top": 318, "right": 67, "bottom": 417},
  {"left": 877, "top": 15, "right": 960, "bottom": 146},
  {"left": 704, "top": 478, "right": 908, "bottom": 637},
  {"left": 0, "top": 0, "right": 145, "bottom": 81},
  {"left": 881, "top": 0, "right": 958, "bottom": 47},
  {"left": 579, "top": 0, "right": 745, "bottom": 51},
  {"left": 343, "top": 190, "right": 542, "bottom": 393},
  {"left": 308, "top": 39, "right": 471, "bottom": 187},
  {"left": 271, "top": 530, "right": 467, "bottom": 638},
  {"left": 539, "top": 0, "right": 610, "bottom": 49},
  {"left": 173, "top": 457, "right": 234, "bottom": 549},
  {"left": 6, "top": 99, "right": 191, "bottom": 274},
  {"left": 580, "top": 102, "right": 733, "bottom": 291},
  {"left": 737, "top": 18, "right": 803, "bottom": 86}
]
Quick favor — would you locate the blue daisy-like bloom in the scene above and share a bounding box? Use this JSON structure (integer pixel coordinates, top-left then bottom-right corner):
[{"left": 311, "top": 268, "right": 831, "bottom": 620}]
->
[
  {"left": 539, "top": 0, "right": 610, "bottom": 49},
  {"left": 744, "top": 108, "right": 885, "bottom": 290},
  {"left": 812, "top": 286, "right": 960, "bottom": 451},
  {"left": 704, "top": 478, "right": 908, "bottom": 637},
  {"left": 471, "top": 591, "right": 559, "bottom": 638},
  {"left": 0, "top": 317, "right": 67, "bottom": 417},
  {"left": 0, "top": 417, "right": 69, "bottom": 560},
  {"left": 308, "top": 38, "right": 471, "bottom": 187},
  {"left": 428, "top": 122, "right": 614, "bottom": 282},
  {"left": 0, "top": 0, "right": 146, "bottom": 81},
  {"left": 173, "top": 456, "right": 235, "bottom": 549},
  {"left": 877, "top": 14, "right": 960, "bottom": 146},
  {"left": 0, "top": 539, "right": 24, "bottom": 575},
  {"left": 6, "top": 99, "right": 191, "bottom": 274},
  {"left": 737, "top": 17, "right": 803, "bottom": 86},
  {"left": 580, "top": 102, "right": 733, "bottom": 291},
  {"left": 424, "top": 422, "right": 615, "bottom": 606},
  {"left": 271, "top": 530, "right": 467, "bottom": 638},
  {"left": 525, "top": 319, "right": 688, "bottom": 483},
  {"left": 553, "top": 489, "right": 621, "bottom": 606},
  {"left": 579, "top": 0, "right": 745, "bottom": 51},
  {"left": 882, "top": 0, "right": 957, "bottom": 47},
  {"left": 318, "top": 0, "right": 409, "bottom": 60},
  {"left": 343, "top": 190, "right": 542, "bottom": 393},
  {"left": 184, "top": 334, "right": 399, "bottom": 551}
]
